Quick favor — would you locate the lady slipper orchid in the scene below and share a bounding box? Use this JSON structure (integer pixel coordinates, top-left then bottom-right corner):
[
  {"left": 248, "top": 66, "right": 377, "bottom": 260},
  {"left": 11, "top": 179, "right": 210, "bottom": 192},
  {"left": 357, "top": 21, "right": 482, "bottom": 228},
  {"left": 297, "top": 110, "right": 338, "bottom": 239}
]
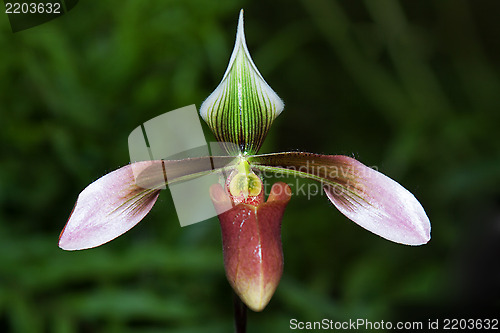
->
[{"left": 59, "top": 9, "right": 430, "bottom": 319}]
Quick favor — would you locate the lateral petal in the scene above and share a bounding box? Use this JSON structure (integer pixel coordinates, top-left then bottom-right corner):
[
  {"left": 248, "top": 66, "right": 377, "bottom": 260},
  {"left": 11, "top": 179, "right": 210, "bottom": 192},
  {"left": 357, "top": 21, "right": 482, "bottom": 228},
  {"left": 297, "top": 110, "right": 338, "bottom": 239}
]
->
[
  {"left": 59, "top": 161, "right": 164, "bottom": 250},
  {"left": 60, "top": 157, "right": 238, "bottom": 250},
  {"left": 250, "top": 152, "right": 431, "bottom": 245}
]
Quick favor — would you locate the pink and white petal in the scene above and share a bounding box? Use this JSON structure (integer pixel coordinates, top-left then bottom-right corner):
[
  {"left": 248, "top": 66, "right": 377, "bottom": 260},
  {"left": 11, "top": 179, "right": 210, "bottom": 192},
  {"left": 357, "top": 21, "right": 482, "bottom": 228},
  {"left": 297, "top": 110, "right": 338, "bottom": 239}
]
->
[
  {"left": 250, "top": 152, "right": 431, "bottom": 245},
  {"left": 60, "top": 156, "right": 237, "bottom": 251},
  {"left": 59, "top": 161, "right": 164, "bottom": 250},
  {"left": 323, "top": 156, "right": 430, "bottom": 245}
]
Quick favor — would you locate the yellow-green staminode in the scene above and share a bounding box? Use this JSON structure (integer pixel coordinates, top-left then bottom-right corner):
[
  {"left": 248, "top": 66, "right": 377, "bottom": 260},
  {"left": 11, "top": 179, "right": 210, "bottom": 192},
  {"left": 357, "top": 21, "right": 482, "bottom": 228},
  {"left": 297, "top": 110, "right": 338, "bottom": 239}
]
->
[
  {"left": 228, "top": 158, "right": 262, "bottom": 199},
  {"left": 200, "top": 10, "right": 284, "bottom": 155}
]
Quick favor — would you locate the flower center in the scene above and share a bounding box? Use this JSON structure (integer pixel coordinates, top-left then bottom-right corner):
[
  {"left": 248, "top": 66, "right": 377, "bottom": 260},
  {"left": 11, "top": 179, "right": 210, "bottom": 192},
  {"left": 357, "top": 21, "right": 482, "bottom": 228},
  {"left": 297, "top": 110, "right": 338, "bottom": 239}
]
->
[{"left": 227, "top": 158, "right": 262, "bottom": 203}]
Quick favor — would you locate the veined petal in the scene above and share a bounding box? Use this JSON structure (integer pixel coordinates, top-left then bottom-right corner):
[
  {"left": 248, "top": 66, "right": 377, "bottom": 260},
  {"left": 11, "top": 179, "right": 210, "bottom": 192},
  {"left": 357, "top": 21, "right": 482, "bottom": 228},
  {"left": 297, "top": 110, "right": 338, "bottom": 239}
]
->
[
  {"left": 249, "top": 152, "right": 431, "bottom": 245},
  {"left": 200, "top": 10, "right": 284, "bottom": 155},
  {"left": 59, "top": 161, "right": 163, "bottom": 251},
  {"left": 60, "top": 157, "right": 237, "bottom": 250}
]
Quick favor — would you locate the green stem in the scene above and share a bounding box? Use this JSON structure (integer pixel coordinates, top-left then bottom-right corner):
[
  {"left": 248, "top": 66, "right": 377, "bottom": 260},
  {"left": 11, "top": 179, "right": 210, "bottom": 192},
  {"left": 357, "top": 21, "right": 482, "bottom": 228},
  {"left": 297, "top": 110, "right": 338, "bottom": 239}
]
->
[{"left": 233, "top": 292, "right": 247, "bottom": 333}]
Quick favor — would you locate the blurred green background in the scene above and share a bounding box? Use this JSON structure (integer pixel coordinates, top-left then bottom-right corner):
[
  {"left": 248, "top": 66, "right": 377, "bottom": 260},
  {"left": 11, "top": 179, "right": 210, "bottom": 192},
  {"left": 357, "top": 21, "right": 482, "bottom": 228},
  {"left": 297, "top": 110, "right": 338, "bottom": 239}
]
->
[{"left": 1, "top": 0, "right": 499, "bottom": 332}]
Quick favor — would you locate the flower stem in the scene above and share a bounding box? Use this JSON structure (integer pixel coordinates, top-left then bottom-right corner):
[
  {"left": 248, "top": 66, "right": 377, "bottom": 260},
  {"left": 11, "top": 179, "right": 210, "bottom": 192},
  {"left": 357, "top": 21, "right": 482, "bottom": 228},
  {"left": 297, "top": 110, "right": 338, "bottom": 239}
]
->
[{"left": 233, "top": 292, "right": 247, "bottom": 333}]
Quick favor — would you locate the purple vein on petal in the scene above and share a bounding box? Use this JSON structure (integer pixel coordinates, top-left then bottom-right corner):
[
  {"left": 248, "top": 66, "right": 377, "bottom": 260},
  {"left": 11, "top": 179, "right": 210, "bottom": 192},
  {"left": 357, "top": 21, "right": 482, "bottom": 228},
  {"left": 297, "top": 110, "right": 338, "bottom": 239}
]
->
[
  {"left": 60, "top": 156, "right": 238, "bottom": 251},
  {"left": 249, "top": 152, "right": 431, "bottom": 246},
  {"left": 59, "top": 161, "right": 164, "bottom": 251}
]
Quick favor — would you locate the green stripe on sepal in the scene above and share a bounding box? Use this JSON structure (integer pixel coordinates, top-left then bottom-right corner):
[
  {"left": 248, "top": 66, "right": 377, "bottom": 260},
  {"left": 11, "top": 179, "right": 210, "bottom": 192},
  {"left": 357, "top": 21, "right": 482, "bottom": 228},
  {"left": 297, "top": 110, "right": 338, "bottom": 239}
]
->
[{"left": 200, "top": 10, "right": 284, "bottom": 155}]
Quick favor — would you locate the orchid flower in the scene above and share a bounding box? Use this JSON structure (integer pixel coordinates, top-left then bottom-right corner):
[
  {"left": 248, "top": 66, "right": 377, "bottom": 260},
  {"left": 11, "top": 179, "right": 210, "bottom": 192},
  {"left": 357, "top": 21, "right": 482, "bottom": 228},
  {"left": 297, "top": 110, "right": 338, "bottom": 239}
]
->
[{"left": 59, "top": 9, "right": 430, "bottom": 317}]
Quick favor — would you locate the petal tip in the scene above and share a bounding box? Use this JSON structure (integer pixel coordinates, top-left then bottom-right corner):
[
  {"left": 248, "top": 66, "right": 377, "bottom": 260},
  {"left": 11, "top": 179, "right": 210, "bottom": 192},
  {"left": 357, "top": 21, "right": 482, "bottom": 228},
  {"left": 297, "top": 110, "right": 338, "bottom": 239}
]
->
[{"left": 408, "top": 220, "right": 431, "bottom": 246}]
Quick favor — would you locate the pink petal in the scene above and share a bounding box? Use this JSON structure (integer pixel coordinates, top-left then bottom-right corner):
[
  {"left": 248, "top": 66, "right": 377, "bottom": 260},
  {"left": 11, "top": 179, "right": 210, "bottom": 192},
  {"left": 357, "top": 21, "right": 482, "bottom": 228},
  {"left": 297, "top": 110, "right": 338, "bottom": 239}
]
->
[
  {"left": 250, "top": 153, "right": 431, "bottom": 245},
  {"left": 60, "top": 156, "right": 237, "bottom": 250},
  {"left": 323, "top": 156, "right": 430, "bottom": 245},
  {"left": 59, "top": 161, "right": 163, "bottom": 250}
]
